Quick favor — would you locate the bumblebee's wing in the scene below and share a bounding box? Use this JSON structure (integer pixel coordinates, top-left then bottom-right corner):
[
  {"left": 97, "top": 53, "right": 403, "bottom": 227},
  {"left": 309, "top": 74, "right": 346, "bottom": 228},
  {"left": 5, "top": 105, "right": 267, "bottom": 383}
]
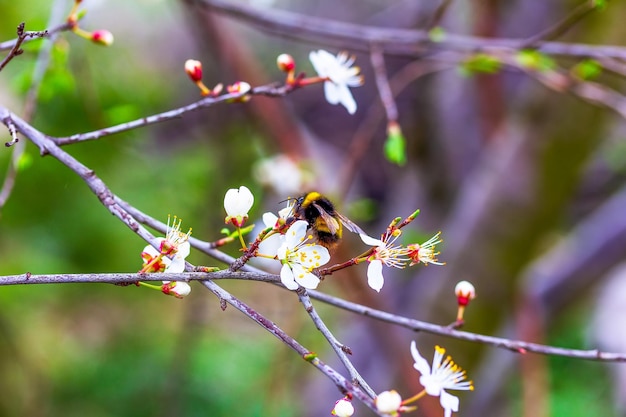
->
[
  {"left": 337, "top": 212, "right": 366, "bottom": 235},
  {"left": 313, "top": 202, "right": 341, "bottom": 235}
]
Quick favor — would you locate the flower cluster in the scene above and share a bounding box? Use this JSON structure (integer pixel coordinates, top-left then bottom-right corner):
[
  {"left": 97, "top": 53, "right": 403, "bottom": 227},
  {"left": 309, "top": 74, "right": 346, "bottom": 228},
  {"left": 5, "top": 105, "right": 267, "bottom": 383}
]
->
[
  {"left": 139, "top": 216, "right": 192, "bottom": 298},
  {"left": 276, "top": 220, "right": 331, "bottom": 290},
  {"left": 184, "top": 48, "right": 363, "bottom": 115},
  {"left": 359, "top": 229, "right": 444, "bottom": 292},
  {"left": 372, "top": 342, "right": 473, "bottom": 417}
]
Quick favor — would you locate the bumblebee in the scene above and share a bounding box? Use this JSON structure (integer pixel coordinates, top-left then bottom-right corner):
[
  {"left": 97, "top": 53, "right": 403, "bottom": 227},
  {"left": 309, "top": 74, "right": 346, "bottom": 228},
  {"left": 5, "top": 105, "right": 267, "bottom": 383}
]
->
[{"left": 290, "top": 192, "right": 365, "bottom": 250}]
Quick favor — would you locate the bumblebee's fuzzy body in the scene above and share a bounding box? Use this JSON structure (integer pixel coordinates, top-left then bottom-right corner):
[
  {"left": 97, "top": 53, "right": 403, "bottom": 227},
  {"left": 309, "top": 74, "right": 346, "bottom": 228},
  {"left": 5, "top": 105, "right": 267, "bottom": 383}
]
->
[{"left": 291, "top": 192, "right": 364, "bottom": 250}]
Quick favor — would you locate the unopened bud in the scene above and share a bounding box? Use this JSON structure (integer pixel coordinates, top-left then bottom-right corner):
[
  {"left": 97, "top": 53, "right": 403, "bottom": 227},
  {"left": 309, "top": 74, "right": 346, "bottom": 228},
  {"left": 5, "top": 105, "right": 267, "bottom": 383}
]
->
[
  {"left": 184, "top": 59, "right": 203, "bottom": 82},
  {"left": 276, "top": 53, "right": 295, "bottom": 72},
  {"left": 375, "top": 390, "right": 402, "bottom": 414},
  {"left": 91, "top": 29, "right": 114, "bottom": 46},
  {"left": 162, "top": 281, "right": 191, "bottom": 298},
  {"left": 227, "top": 81, "right": 251, "bottom": 95},
  {"left": 331, "top": 397, "right": 354, "bottom": 417},
  {"left": 455, "top": 280, "right": 476, "bottom": 306}
]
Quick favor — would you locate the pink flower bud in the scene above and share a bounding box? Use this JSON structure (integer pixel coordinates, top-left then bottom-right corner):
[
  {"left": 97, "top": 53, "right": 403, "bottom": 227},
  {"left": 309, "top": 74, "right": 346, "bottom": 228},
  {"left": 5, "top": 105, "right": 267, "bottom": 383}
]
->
[
  {"left": 455, "top": 280, "right": 476, "bottom": 306},
  {"left": 276, "top": 53, "right": 295, "bottom": 72},
  {"left": 91, "top": 29, "right": 114, "bottom": 46},
  {"left": 184, "top": 59, "right": 203, "bottom": 82}
]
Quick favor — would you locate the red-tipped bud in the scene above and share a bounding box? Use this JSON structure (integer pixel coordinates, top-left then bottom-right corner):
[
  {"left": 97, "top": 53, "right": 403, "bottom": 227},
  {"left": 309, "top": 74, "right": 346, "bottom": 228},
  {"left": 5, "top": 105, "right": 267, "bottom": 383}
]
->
[
  {"left": 184, "top": 59, "right": 203, "bottom": 82},
  {"left": 227, "top": 81, "right": 251, "bottom": 95},
  {"left": 161, "top": 281, "right": 191, "bottom": 299},
  {"left": 276, "top": 53, "right": 295, "bottom": 72},
  {"left": 91, "top": 29, "right": 114, "bottom": 46},
  {"left": 455, "top": 280, "right": 476, "bottom": 306}
]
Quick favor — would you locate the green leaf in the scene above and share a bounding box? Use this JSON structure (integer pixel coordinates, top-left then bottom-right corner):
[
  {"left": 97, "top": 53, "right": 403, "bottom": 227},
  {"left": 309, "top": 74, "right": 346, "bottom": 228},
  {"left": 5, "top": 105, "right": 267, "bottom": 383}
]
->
[
  {"left": 571, "top": 59, "right": 602, "bottom": 80},
  {"left": 16, "top": 152, "right": 33, "bottom": 171},
  {"left": 384, "top": 124, "right": 407, "bottom": 166},
  {"left": 459, "top": 54, "right": 501, "bottom": 76},
  {"left": 515, "top": 50, "right": 556, "bottom": 72},
  {"left": 428, "top": 27, "right": 447, "bottom": 43},
  {"left": 592, "top": 0, "right": 608, "bottom": 10}
]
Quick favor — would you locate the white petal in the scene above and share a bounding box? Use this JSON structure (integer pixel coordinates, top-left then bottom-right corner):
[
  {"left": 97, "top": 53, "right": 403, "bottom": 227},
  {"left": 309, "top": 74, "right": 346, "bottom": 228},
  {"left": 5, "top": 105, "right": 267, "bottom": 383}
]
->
[
  {"left": 440, "top": 391, "right": 459, "bottom": 417},
  {"left": 165, "top": 257, "right": 185, "bottom": 273},
  {"left": 334, "top": 83, "right": 357, "bottom": 114},
  {"left": 171, "top": 282, "right": 191, "bottom": 297},
  {"left": 280, "top": 264, "right": 299, "bottom": 290},
  {"left": 223, "top": 188, "right": 239, "bottom": 215},
  {"left": 297, "top": 244, "right": 331, "bottom": 268},
  {"left": 359, "top": 233, "right": 385, "bottom": 247},
  {"left": 309, "top": 49, "right": 333, "bottom": 77},
  {"left": 237, "top": 186, "right": 254, "bottom": 210},
  {"left": 176, "top": 241, "right": 191, "bottom": 258},
  {"left": 262, "top": 212, "right": 279, "bottom": 228},
  {"left": 292, "top": 264, "right": 320, "bottom": 289},
  {"left": 142, "top": 244, "right": 160, "bottom": 258},
  {"left": 324, "top": 81, "right": 341, "bottom": 105},
  {"left": 367, "top": 260, "right": 384, "bottom": 292},
  {"left": 285, "top": 220, "right": 309, "bottom": 248},
  {"left": 410, "top": 341, "right": 433, "bottom": 378},
  {"left": 420, "top": 374, "right": 443, "bottom": 397},
  {"left": 278, "top": 203, "right": 294, "bottom": 219},
  {"left": 258, "top": 234, "right": 282, "bottom": 258}
]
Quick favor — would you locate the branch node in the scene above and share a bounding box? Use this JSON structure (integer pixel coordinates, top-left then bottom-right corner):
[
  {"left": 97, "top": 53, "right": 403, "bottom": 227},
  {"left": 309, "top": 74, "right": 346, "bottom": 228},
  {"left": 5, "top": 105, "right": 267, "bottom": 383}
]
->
[{"left": 3, "top": 117, "right": 19, "bottom": 147}]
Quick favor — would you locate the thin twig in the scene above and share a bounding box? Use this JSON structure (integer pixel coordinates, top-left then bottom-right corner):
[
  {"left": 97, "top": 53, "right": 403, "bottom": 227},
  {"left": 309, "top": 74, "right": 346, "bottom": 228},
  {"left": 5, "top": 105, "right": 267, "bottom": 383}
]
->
[
  {"left": 2, "top": 117, "right": 18, "bottom": 147},
  {"left": 520, "top": 0, "right": 600, "bottom": 48},
  {"left": 194, "top": 0, "right": 626, "bottom": 60},
  {"left": 0, "top": 0, "right": 66, "bottom": 211},
  {"left": 0, "top": 108, "right": 162, "bottom": 250},
  {"left": 427, "top": 0, "right": 455, "bottom": 30},
  {"left": 306, "top": 290, "right": 626, "bottom": 362},
  {"left": 370, "top": 44, "right": 398, "bottom": 123},
  {"left": 201, "top": 280, "right": 381, "bottom": 414},
  {"left": 297, "top": 289, "right": 377, "bottom": 398},
  {"left": 0, "top": 271, "right": 277, "bottom": 285},
  {"left": 0, "top": 22, "right": 70, "bottom": 52},
  {"left": 54, "top": 83, "right": 296, "bottom": 145}
]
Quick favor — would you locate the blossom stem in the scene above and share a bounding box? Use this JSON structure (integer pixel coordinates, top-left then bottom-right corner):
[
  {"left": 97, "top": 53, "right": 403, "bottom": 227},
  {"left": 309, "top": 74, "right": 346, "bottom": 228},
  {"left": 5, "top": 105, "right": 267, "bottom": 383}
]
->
[
  {"left": 236, "top": 226, "right": 248, "bottom": 250},
  {"left": 298, "top": 75, "right": 329, "bottom": 86},
  {"left": 401, "top": 389, "right": 427, "bottom": 406},
  {"left": 319, "top": 250, "right": 373, "bottom": 276},
  {"left": 456, "top": 305, "right": 466, "bottom": 321},
  {"left": 67, "top": 1, "right": 80, "bottom": 23},
  {"left": 195, "top": 80, "right": 211, "bottom": 96},
  {"left": 71, "top": 25, "right": 93, "bottom": 40},
  {"left": 137, "top": 281, "right": 162, "bottom": 291}
]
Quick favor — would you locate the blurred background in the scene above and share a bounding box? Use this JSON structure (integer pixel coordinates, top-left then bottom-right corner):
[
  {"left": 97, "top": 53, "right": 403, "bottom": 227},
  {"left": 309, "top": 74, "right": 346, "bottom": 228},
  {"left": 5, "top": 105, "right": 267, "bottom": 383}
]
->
[{"left": 1, "top": 0, "right": 626, "bottom": 416}]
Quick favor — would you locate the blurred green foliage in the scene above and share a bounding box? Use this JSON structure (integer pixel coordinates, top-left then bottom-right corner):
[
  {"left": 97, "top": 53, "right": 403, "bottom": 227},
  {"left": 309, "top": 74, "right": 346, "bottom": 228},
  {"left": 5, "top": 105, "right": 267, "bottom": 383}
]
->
[
  {"left": 0, "top": 1, "right": 305, "bottom": 416},
  {"left": 2, "top": 1, "right": 626, "bottom": 417}
]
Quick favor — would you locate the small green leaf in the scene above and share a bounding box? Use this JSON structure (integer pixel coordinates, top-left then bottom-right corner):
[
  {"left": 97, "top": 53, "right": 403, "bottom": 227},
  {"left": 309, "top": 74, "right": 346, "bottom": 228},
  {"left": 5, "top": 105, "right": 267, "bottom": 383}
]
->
[
  {"left": 16, "top": 152, "right": 33, "bottom": 171},
  {"left": 571, "top": 59, "right": 602, "bottom": 80},
  {"left": 515, "top": 50, "right": 555, "bottom": 72},
  {"left": 384, "top": 123, "right": 407, "bottom": 166},
  {"left": 592, "top": 0, "right": 608, "bottom": 10},
  {"left": 428, "top": 27, "right": 447, "bottom": 43},
  {"left": 459, "top": 54, "right": 501, "bottom": 76}
]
